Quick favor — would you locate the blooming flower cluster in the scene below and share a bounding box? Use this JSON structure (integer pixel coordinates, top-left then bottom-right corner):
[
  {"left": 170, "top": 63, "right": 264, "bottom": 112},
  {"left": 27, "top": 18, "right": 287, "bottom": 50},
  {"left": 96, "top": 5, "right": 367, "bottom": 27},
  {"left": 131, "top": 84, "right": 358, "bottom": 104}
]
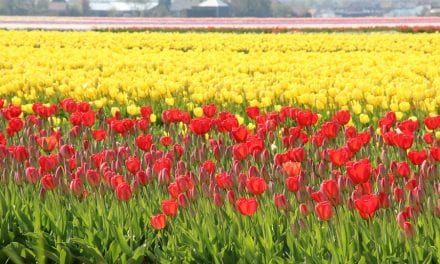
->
[{"left": 0, "top": 31, "right": 439, "bottom": 121}]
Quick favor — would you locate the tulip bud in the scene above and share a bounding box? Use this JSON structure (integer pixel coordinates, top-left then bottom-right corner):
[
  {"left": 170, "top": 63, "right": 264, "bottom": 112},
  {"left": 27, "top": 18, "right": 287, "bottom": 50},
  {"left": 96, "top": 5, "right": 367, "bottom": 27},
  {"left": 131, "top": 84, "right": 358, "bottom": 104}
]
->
[
  {"left": 227, "top": 190, "right": 236, "bottom": 204},
  {"left": 403, "top": 221, "right": 414, "bottom": 238},
  {"left": 178, "top": 193, "right": 188, "bottom": 208},
  {"left": 213, "top": 192, "right": 223, "bottom": 207},
  {"left": 299, "top": 203, "right": 309, "bottom": 216}
]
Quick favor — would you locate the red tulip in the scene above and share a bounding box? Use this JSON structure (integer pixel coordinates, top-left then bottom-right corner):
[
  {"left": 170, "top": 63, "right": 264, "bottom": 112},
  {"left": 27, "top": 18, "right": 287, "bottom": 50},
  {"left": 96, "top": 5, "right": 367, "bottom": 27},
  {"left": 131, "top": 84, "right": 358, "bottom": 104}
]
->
[
  {"left": 332, "top": 110, "right": 350, "bottom": 125},
  {"left": 153, "top": 157, "right": 171, "bottom": 174},
  {"left": 140, "top": 106, "right": 152, "bottom": 119},
  {"left": 38, "top": 154, "right": 59, "bottom": 173},
  {"left": 423, "top": 133, "right": 434, "bottom": 144},
  {"left": 189, "top": 117, "right": 212, "bottom": 135},
  {"left": 346, "top": 159, "right": 372, "bottom": 185},
  {"left": 283, "top": 161, "right": 301, "bottom": 177},
  {"left": 424, "top": 115, "right": 440, "bottom": 130},
  {"left": 232, "top": 143, "right": 248, "bottom": 161},
  {"left": 161, "top": 199, "right": 178, "bottom": 216},
  {"left": 202, "top": 104, "right": 217, "bottom": 118},
  {"left": 231, "top": 125, "right": 248, "bottom": 142},
  {"left": 393, "top": 133, "right": 414, "bottom": 150},
  {"left": 159, "top": 136, "right": 172, "bottom": 146},
  {"left": 407, "top": 149, "right": 427, "bottom": 165},
  {"left": 202, "top": 160, "right": 216, "bottom": 174},
  {"left": 320, "top": 179, "right": 340, "bottom": 204},
  {"left": 86, "top": 170, "right": 101, "bottom": 187},
  {"left": 9, "top": 145, "right": 29, "bottom": 162},
  {"left": 402, "top": 221, "right": 414, "bottom": 237},
  {"left": 25, "top": 167, "right": 38, "bottom": 184},
  {"left": 116, "top": 182, "right": 132, "bottom": 201},
  {"left": 150, "top": 214, "right": 166, "bottom": 230},
  {"left": 125, "top": 156, "right": 140, "bottom": 174},
  {"left": 321, "top": 121, "right": 339, "bottom": 139},
  {"left": 110, "top": 175, "right": 125, "bottom": 190},
  {"left": 286, "top": 176, "right": 300, "bottom": 193},
  {"left": 236, "top": 197, "right": 258, "bottom": 216},
  {"left": 0, "top": 132, "right": 5, "bottom": 145},
  {"left": 328, "top": 147, "right": 351, "bottom": 166},
  {"left": 60, "top": 98, "right": 77, "bottom": 113},
  {"left": 92, "top": 129, "right": 106, "bottom": 141},
  {"left": 134, "top": 135, "right": 152, "bottom": 152},
  {"left": 70, "top": 178, "right": 84, "bottom": 196},
  {"left": 299, "top": 203, "right": 309, "bottom": 216},
  {"left": 394, "top": 187, "right": 405, "bottom": 203},
  {"left": 354, "top": 194, "right": 379, "bottom": 220},
  {"left": 287, "top": 148, "right": 305, "bottom": 162},
  {"left": 41, "top": 174, "right": 56, "bottom": 190},
  {"left": 245, "top": 106, "right": 260, "bottom": 119},
  {"left": 213, "top": 192, "right": 223, "bottom": 207},
  {"left": 215, "top": 172, "right": 233, "bottom": 189},
  {"left": 227, "top": 190, "right": 236, "bottom": 203},
  {"left": 246, "top": 176, "right": 267, "bottom": 195},
  {"left": 347, "top": 137, "right": 363, "bottom": 152},
  {"left": 430, "top": 146, "right": 440, "bottom": 161},
  {"left": 296, "top": 110, "right": 318, "bottom": 127},
  {"left": 315, "top": 201, "right": 333, "bottom": 221},
  {"left": 37, "top": 135, "right": 58, "bottom": 152},
  {"left": 274, "top": 194, "right": 288, "bottom": 211},
  {"left": 396, "top": 161, "right": 410, "bottom": 178}
]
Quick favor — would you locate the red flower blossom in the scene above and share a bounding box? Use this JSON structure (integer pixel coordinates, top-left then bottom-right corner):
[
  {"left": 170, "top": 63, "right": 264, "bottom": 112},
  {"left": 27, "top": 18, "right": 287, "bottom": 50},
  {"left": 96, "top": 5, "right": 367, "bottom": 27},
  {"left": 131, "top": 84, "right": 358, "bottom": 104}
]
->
[
  {"left": 160, "top": 136, "right": 172, "bottom": 146},
  {"left": 189, "top": 117, "right": 212, "bottom": 135},
  {"left": 320, "top": 179, "right": 340, "bottom": 204},
  {"left": 232, "top": 143, "right": 248, "bottom": 160},
  {"left": 396, "top": 161, "right": 410, "bottom": 178},
  {"left": 296, "top": 110, "right": 318, "bottom": 127},
  {"left": 354, "top": 194, "right": 379, "bottom": 220},
  {"left": 274, "top": 194, "right": 288, "bottom": 211},
  {"left": 86, "top": 170, "right": 101, "bottom": 187},
  {"left": 346, "top": 159, "right": 372, "bottom": 185},
  {"left": 202, "top": 160, "right": 216, "bottom": 174},
  {"left": 41, "top": 174, "right": 56, "bottom": 190},
  {"left": 231, "top": 125, "right": 248, "bottom": 142},
  {"left": 140, "top": 106, "right": 152, "bottom": 119},
  {"left": 116, "top": 182, "right": 132, "bottom": 201},
  {"left": 202, "top": 104, "right": 217, "bottom": 117},
  {"left": 236, "top": 197, "right": 258, "bottom": 216},
  {"left": 153, "top": 157, "right": 171, "bottom": 174},
  {"left": 162, "top": 199, "right": 178, "bottom": 216},
  {"left": 407, "top": 149, "right": 427, "bottom": 165},
  {"left": 286, "top": 176, "right": 300, "bottom": 193},
  {"left": 328, "top": 147, "right": 352, "bottom": 166},
  {"left": 125, "top": 156, "right": 141, "bottom": 174},
  {"left": 282, "top": 161, "right": 301, "bottom": 177},
  {"left": 136, "top": 134, "right": 153, "bottom": 151},
  {"left": 246, "top": 176, "right": 267, "bottom": 195},
  {"left": 150, "top": 214, "right": 166, "bottom": 230},
  {"left": 424, "top": 115, "right": 440, "bottom": 130},
  {"left": 332, "top": 110, "right": 351, "bottom": 125},
  {"left": 245, "top": 106, "right": 260, "bottom": 119},
  {"left": 215, "top": 172, "right": 233, "bottom": 189},
  {"left": 315, "top": 201, "right": 333, "bottom": 221},
  {"left": 70, "top": 178, "right": 84, "bottom": 196},
  {"left": 430, "top": 146, "right": 440, "bottom": 161},
  {"left": 92, "top": 129, "right": 107, "bottom": 141}
]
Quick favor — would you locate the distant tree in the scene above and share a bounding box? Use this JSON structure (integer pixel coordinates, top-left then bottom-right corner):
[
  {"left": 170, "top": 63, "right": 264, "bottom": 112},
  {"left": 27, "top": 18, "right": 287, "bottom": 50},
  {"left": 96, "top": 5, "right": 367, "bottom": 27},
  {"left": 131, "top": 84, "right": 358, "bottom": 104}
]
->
[
  {"left": 0, "top": 0, "right": 49, "bottom": 15},
  {"left": 230, "top": 0, "right": 272, "bottom": 17},
  {"left": 271, "top": 1, "right": 294, "bottom": 17}
]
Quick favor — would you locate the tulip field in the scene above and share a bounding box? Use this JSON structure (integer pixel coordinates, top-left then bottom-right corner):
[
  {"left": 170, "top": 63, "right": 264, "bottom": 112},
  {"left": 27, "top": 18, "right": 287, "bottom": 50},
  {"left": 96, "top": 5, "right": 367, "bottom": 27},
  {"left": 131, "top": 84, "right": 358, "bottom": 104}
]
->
[{"left": 0, "top": 29, "right": 440, "bottom": 263}]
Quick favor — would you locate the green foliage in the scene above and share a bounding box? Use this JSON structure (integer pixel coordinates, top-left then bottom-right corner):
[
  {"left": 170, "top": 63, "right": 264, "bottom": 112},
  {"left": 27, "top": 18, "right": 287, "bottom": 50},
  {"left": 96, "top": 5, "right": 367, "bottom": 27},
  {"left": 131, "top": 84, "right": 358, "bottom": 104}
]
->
[{"left": 0, "top": 179, "right": 439, "bottom": 263}]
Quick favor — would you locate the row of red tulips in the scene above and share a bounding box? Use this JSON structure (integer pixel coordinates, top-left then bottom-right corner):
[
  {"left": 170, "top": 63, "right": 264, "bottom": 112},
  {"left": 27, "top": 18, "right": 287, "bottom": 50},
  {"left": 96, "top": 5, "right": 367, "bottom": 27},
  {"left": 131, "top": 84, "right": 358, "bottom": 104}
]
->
[{"left": 1, "top": 97, "right": 439, "bottom": 239}]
